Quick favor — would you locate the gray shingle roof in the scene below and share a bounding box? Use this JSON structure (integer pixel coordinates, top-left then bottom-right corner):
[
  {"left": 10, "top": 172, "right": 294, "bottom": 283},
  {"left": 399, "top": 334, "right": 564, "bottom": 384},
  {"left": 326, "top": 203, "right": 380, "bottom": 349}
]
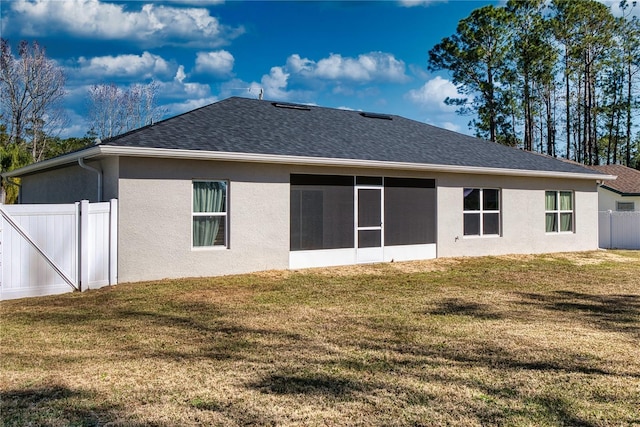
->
[{"left": 101, "top": 97, "right": 602, "bottom": 176}]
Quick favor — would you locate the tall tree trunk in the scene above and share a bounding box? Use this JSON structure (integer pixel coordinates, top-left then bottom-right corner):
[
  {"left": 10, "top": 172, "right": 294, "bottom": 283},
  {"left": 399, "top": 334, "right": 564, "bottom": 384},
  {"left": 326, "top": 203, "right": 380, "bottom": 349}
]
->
[
  {"left": 606, "top": 76, "right": 618, "bottom": 165},
  {"left": 524, "top": 70, "right": 532, "bottom": 151},
  {"left": 577, "top": 76, "right": 583, "bottom": 163},
  {"left": 546, "top": 87, "right": 554, "bottom": 156},
  {"left": 583, "top": 59, "right": 590, "bottom": 164},
  {"left": 591, "top": 66, "right": 598, "bottom": 165},
  {"left": 487, "top": 66, "right": 497, "bottom": 143},
  {"left": 626, "top": 60, "right": 633, "bottom": 166},
  {"left": 614, "top": 107, "right": 621, "bottom": 164},
  {"left": 565, "top": 49, "right": 571, "bottom": 160}
]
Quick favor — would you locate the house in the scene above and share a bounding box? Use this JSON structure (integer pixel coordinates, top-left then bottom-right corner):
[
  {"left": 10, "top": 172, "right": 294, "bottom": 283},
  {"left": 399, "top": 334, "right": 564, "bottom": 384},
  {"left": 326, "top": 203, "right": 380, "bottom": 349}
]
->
[
  {"left": 2, "top": 97, "right": 615, "bottom": 283},
  {"left": 587, "top": 164, "right": 640, "bottom": 212}
]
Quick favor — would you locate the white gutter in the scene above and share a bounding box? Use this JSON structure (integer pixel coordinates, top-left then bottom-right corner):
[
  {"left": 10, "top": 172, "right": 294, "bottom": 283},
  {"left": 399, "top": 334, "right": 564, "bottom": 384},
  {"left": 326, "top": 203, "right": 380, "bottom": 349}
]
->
[
  {"left": 2, "top": 145, "right": 617, "bottom": 182},
  {"left": 2, "top": 146, "right": 102, "bottom": 177},
  {"left": 78, "top": 157, "right": 102, "bottom": 202}
]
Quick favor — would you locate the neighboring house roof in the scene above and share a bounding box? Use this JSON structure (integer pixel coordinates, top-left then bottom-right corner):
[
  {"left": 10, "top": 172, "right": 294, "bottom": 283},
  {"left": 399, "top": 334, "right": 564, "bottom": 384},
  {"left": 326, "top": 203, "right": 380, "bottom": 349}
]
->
[
  {"left": 3, "top": 97, "right": 614, "bottom": 181},
  {"left": 588, "top": 165, "right": 640, "bottom": 196}
]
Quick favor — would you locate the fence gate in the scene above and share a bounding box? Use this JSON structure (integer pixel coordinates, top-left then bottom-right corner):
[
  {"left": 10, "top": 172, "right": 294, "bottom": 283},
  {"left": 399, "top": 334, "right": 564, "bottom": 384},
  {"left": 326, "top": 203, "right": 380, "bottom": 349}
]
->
[
  {"left": 0, "top": 200, "right": 118, "bottom": 300},
  {"left": 598, "top": 210, "right": 640, "bottom": 250}
]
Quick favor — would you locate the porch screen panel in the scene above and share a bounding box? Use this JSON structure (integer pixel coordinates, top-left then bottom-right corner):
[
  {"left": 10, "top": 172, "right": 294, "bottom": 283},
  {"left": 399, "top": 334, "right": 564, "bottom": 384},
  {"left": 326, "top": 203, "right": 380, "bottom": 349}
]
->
[
  {"left": 358, "top": 189, "right": 382, "bottom": 227},
  {"left": 384, "top": 178, "right": 436, "bottom": 246},
  {"left": 290, "top": 174, "right": 354, "bottom": 251}
]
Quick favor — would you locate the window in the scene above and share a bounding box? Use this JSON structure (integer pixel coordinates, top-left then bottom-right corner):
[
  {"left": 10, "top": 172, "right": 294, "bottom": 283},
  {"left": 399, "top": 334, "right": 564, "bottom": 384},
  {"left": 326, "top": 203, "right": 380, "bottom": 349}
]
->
[
  {"left": 463, "top": 188, "right": 500, "bottom": 236},
  {"left": 545, "top": 190, "right": 573, "bottom": 233},
  {"left": 193, "top": 181, "right": 227, "bottom": 247},
  {"left": 616, "top": 201, "right": 635, "bottom": 212}
]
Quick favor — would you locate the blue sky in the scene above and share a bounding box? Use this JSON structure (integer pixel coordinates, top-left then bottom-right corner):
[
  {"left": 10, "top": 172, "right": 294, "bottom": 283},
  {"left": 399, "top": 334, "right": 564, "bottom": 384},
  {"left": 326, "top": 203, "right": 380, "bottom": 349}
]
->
[{"left": 0, "top": 0, "right": 631, "bottom": 139}]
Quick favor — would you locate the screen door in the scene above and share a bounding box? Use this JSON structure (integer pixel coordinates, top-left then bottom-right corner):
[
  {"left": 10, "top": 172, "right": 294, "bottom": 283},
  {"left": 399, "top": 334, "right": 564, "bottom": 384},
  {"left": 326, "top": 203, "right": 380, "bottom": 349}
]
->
[{"left": 355, "top": 186, "right": 383, "bottom": 263}]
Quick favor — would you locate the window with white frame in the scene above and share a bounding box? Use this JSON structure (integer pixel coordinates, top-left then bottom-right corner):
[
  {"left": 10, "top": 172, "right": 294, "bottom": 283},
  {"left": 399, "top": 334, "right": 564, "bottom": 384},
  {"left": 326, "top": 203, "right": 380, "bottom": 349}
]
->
[
  {"left": 616, "top": 201, "right": 635, "bottom": 212},
  {"left": 193, "top": 181, "right": 227, "bottom": 247},
  {"left": 545, "top": 190, "right": 573, "bottom": 233},
  {"left": 463, "top": 188, "right": 501, "bottom": 236}
]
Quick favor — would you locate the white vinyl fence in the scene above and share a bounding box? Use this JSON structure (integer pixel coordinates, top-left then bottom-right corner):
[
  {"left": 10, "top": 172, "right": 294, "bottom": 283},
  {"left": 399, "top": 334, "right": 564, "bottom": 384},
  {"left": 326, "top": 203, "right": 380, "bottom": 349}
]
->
[
  {"left": 0, "top": 200, "right": 118, "bottom": 300},
  {"left": 598, "top": 210, "right": 640, "bottom": 250}
]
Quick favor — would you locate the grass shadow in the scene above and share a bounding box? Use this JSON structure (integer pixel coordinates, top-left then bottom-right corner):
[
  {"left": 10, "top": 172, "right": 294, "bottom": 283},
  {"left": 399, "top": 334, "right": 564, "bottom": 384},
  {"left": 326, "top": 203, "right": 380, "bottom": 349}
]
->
[
  {"left": 516, "top": 291, "right": 640, "bottom": 338},
  {"left": 527, "top": 396, "right": 599, "bottom": 427},
  {"left": 427, "top": 297, "right": 504, "bottom": 319},
  {"left": 0, "top": 384, "right": 154, "bottom": 427},
  {"left": 249, "top": 372, "right": 366, "bottom": 399}
]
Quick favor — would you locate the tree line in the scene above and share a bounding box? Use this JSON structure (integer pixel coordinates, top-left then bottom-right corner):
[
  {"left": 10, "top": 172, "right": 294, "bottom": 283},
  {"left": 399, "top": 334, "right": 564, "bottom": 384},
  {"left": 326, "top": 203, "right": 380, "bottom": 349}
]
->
[
  {"left": 0, "top": 39, "right": 164, "bottom": 202},
  {"left": 428, "top": 0, "right": 640, "bottom": 167}
]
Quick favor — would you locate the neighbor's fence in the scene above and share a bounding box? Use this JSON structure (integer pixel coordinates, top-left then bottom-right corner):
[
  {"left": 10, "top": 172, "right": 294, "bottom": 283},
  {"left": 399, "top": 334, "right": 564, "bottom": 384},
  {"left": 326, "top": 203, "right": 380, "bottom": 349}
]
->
[
  {"left": 598, "top": 210, "right": 640, "bottom": 250},
  {"left": 0, "top": 200, "right": 118, "bottom": 300}
]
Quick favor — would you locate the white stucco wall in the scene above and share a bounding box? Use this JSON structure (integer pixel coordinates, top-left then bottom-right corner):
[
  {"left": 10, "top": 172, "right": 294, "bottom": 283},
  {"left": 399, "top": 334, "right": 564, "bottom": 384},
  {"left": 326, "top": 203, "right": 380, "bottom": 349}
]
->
[
  {"left": 117, "top": 161, "right": 600, "bottom": 281},
  {"left": 597, "top": 187, "right": 640, "bottom": 211},
  {"left": 117, "top": 157, "right": 291, "bottom": 282},
  {"left": 435, "top": 174, "right": 600, "bottom": 257},
  {"left": 15, "top": 157, "right": 601, "bottom": 282},
  {"left": 19, "top": 157, "right": 118, "bottom": 203}
]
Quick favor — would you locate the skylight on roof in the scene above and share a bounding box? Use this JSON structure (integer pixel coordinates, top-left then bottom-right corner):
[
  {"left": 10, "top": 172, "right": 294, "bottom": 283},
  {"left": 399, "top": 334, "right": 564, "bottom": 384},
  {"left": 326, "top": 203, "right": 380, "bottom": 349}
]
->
[
  {"left": 272, "top": 102, "right": 311, "bottom": 111},
  {"left": 360, "top": 112, "right": 392, "bottom": 120}
]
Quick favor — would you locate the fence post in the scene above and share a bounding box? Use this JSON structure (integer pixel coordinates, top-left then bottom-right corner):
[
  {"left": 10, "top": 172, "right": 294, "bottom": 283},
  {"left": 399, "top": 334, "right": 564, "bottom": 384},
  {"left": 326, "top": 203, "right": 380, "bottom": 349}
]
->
[
  {"left": 109, "top": 199, "right": 118, "bottom": 286},
  {"left": 80, "top": 200, "right": 90, "bottom": 291},
  {"left": 608, "top": 210, "right": 613, "bottom": 250}
]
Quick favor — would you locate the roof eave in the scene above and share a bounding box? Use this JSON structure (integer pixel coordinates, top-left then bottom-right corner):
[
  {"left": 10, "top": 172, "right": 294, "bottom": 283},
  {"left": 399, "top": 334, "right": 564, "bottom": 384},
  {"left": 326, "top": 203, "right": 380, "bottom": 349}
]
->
[
  {"left": 1, "top": 146, "right": 103, "bottom": 178},
  {"left": 599, "top": 185, "right": 640, "bottom": 196},
  {"left": 3, "top": 145, "right": 616, "bottom": 181}
]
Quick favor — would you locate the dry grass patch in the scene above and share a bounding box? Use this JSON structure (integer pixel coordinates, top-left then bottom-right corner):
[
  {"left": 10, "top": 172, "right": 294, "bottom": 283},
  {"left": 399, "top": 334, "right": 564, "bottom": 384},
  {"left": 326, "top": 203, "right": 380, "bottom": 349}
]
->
[{"left": 1, "top": 250, "right": 639, "bottom": 426}]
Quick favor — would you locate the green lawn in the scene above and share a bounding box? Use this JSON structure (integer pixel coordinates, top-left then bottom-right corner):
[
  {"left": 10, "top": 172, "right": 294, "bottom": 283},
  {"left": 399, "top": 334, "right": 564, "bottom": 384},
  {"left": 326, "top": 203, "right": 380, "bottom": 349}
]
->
[{"left": 1, "top": 251, "right": 639, "bottom": 426}]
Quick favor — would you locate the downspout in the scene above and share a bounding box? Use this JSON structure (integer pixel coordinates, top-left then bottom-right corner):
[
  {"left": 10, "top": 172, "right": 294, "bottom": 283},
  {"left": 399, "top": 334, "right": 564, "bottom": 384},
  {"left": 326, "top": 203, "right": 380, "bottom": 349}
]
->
[{"left": 78, "top": 158, "right": 102, "bottom": 202}]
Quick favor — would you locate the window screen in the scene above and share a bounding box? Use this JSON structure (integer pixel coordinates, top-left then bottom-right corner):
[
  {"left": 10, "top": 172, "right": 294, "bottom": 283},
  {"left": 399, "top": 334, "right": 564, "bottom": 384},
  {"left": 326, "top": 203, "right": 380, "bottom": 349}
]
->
[
  {"left": 290, "top": 174, "right": 354, "bottom": 250},
  {"left": 384, "top": 178, "right": 436, "bottom": 245}
]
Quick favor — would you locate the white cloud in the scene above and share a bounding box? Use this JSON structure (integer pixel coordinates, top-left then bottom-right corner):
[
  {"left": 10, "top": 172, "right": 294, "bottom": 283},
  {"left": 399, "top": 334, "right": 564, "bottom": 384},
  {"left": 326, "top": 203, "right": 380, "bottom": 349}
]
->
[
  {"left": 182, "top": 82, "right": 212, "bottom": 97},
  {"left": 286, "top": 52, "right": 408, "bottom": 83},
  {"left": 59, "top": 108, "right": 88, "bottom": 138},
  {"left": 166, "top": 0, "right": 224, "bottom": 4},
  {"left": 237, "top": 51, "right": 407, "bottom": 104},
  {"left": 155, "top": 78, "right": 212, "bottom": 99},
  {"left": 194, "top": 50, "right": 234, "bottom": 76},
  {"left": 440, "top": 121, "right": 462, "bottom": 132},
  {"left": 75, "top": 52, "right": 173, "bottom": 80},
  {"left": 175, "top": 65, "right": 186, "bottom": 83},
  {"left": 164, "top": 96, "right": 219, "bottom": 117},
  {"left": 406, "top": 76, "right": 459, "bottom": 112},
  {"left": 261, "top": 66, "right": 291, "bottom": 99},
  {"left": 398, "top": 0, "right": 443, "bottom": 7},
  {"left": 7, "top": 0, "right": 243, "bottom": 47},
  {"left": 603, "top": 0, "right": 640, "bottom": 18},
  {"left": 286, "top": 54, "right": 315, "bottom": 75}
]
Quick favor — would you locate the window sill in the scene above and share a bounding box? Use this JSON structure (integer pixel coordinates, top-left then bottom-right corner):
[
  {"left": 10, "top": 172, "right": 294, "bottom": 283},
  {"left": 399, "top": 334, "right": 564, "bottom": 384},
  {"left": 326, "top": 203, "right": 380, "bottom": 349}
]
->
[
  {"left": 191, "top": 246, "right": 228, "bottom": 251},
  {"left": 462, "top": 234, "right": 501, "bottom": 239}
]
